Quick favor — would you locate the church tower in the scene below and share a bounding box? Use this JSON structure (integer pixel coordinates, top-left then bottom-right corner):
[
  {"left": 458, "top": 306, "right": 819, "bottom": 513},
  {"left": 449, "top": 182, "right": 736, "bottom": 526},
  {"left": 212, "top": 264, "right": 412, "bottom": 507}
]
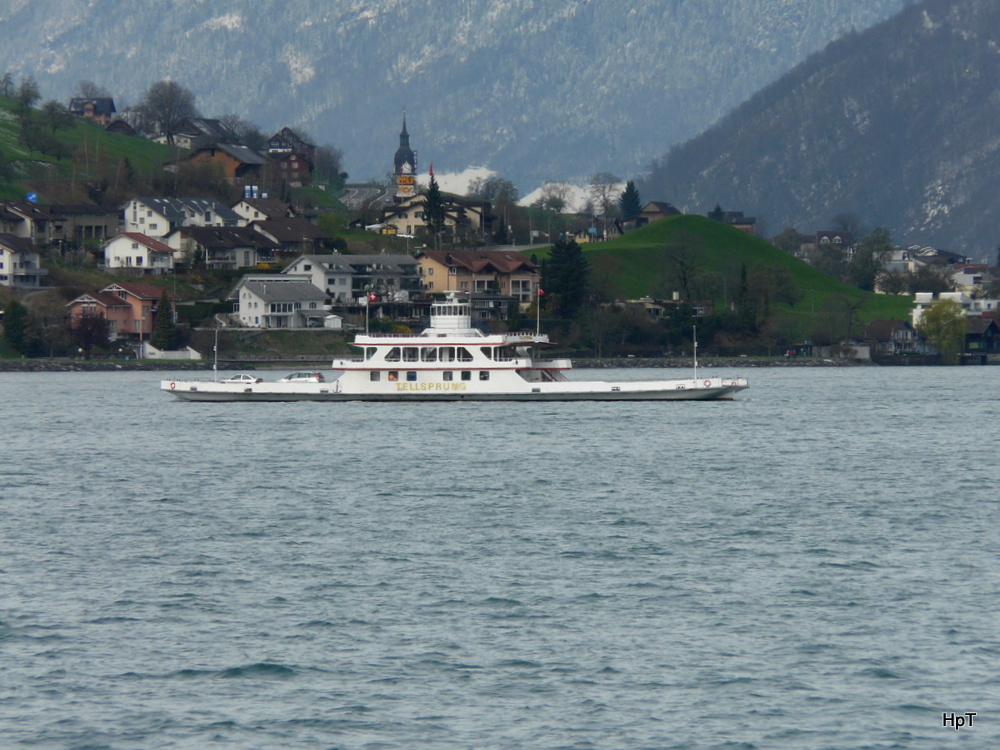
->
[{"left": 393, "top": 115, "right": 417, "bottom": 202}]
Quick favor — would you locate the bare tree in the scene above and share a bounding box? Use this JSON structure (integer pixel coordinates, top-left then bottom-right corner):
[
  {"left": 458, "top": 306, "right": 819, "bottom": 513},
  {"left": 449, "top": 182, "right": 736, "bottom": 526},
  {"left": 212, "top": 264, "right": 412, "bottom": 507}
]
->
[
  {"left": 589, "top": 172, "right": 621, "bottom": 220},
  {"left": 74, "top": 80, "right": 110, "bottom": 98},
  {"left": 533, "top": 182, "right": 572, "bottom": 212},
  {"left": 313, "top": 145, "right": 346, "bottom": 183},
  {"left": 140, "top": 80, "right": 198, "bottom": 145}
]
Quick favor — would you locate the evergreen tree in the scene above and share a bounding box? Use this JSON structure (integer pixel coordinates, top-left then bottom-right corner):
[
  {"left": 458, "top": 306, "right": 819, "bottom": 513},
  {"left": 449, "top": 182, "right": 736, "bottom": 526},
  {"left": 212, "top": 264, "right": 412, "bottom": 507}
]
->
[
  {"left": 151, "top": 288, "right": 178, "bottom": 350},
  {"left": 541, "top": 238, "right": 590, "bottom": 319},
  {"left": 3, "top": 300, "right": 30, "bottom": 353},
  {"left": 618, "top": 180, "right": 642, "bottom": 221},
  {"left": 423, "top": 175, "right": 445, "bottom": 239}
]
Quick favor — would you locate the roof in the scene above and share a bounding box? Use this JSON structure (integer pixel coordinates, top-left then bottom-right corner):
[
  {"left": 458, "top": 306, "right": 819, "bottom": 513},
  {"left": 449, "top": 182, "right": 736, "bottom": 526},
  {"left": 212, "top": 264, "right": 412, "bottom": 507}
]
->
[
  {"left": 287, "top": 254, "right": 355, "bottom": 272},
  {"left": 0, "top": 233, "right": 40, "bottom": 254},
  {"left": 68, "top": 97, "right": 116, "bottom": 116},
  {"left": 338, "top": 253, "right": 419, "bottom": 271},
  {"left": 234, "top": 198, "right": 295, "bottom": 219},
  {"left": 966, "top": 318, "right": 999, "bottom": 335},
  {"left": 126, "top": 197, "right": 241, "bottom": 224},
  {"left": 103, "top": 281, "right": 181, "bottom": 301},
  {"left": 417, "top": 249, "right": 537, "bottom": 274},
  {"left": 252, "top": 217, "right": 332, "bottom": 243},
  {"left": 177, "top": 118, "right": 235, "bottom": 140},
  {"left": 68, "top": 291, "right": 131, "bottom": 309},
  {"left": 238, "top": 279, "right": 326, "bottom": 302},
  {"left": 174, "top": 225, "right": 277, "bottom": 250},
  {"left": 194, "top": 142, "right": 266, "bottom": 165},
  {"left": 49, "top": 204, "right": 120, "bottom": 217},
  {"left": 864, "top": 319, "right": 912, "bottom": 339},
  {"left": 640, "top": 201, "right": 681, "bottom": 216},
  {"left": 115, "top": 232, "right": 175, "bottom": 253}
]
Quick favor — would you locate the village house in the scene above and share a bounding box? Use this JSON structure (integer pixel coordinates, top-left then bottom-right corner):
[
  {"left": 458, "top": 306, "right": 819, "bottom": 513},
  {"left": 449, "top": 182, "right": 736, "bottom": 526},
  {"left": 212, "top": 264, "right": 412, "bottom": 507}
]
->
[
  {"left": 0, "top": 234, "right": 48, "bottom": 287},
  {"left": 49, "top": 205, "right": 121, "bottom": 249},
  {"left": 66, "top": 281, "right": 179, "bottom": 341},
  {"left": 227, "top": 274, "right": 328, "bottom": 329},
  {"left": 103, "top": 232, "right": 177, "bottom": 275},
  {"left": 267, "top": 127, "right": 316, "bottom": 160},
  {"left": 381, "top": 194, "right": 492, "bottom": 242},
  {"left": 177, "top": 143, "right": 266, "bottom": 183},
  {"left": 0, "top": 201, "right": 61, "bottom": 244},
  {"left": 250, "top": 217, "right": 335, "bottom": 257},
  {"left": 282, "top": 254, "right": 355, "bottom": 302},
  {"left": 154, "top": 118, "right": 235, "bottom": 150},
  {"left": 863, "top": 319, "right": 919, "bottom": 355},
  {"left": 635, "top": 201, "right": 682, "bottom": 228},
  {"left": 415, "top": 249, "right": 538, "bottom": 306},
  {"left": 270, "top": 151, "right": 314, "bottom": 187},
  {"left": 121, "top": 197, "right": 240, "bottom": 238},
  {"left": 231, "top": 198, "right": 297, "bottom": 226},
  {"left": 165, "top": 226, "right": 278, "bottom": 270},
  {"left": 911, "top": 291, "right": 1000, "bottom": 326},
  {"left": 68, "top": 97, "right": 117, "bottom": 126}
]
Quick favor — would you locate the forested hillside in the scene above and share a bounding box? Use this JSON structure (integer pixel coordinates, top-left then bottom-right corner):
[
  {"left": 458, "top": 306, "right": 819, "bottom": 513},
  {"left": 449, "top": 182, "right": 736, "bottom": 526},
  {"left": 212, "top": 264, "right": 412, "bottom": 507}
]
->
[{"left": 642, "top": 0, "right": 1000, "bottom": 257}]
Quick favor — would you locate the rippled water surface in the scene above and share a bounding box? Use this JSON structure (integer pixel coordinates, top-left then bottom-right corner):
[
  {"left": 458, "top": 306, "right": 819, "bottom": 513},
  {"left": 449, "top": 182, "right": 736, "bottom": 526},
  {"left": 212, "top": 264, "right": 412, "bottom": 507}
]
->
[{"left": 2, "top": 367, "right": 998, "bottom": 748}]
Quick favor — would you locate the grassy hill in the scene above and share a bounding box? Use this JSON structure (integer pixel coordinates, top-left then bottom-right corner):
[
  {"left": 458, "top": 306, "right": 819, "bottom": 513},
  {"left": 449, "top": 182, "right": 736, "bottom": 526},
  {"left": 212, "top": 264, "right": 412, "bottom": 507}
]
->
[
  {"left": 560, "top": 214, "right": 912, "bottom": 340},
  {"left": 0, "top": 95, "right": 178, "bottom": 201}
]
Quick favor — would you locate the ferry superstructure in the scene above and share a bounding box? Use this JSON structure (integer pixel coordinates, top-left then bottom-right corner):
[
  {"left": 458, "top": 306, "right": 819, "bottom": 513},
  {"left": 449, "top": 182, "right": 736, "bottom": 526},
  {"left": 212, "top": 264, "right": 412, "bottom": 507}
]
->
[{"left": 161, "top": 297, "right": 748, "bottom": 402}]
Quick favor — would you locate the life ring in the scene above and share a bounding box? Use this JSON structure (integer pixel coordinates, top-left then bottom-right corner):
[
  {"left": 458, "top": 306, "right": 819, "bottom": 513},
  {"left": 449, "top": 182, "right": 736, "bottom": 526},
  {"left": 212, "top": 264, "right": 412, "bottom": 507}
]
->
[
  {"left": 169, "top": 382, "right": 176, "bottom": 390},
  {"left": 703, "top": 379, "right": 711, "bottom": 387}
]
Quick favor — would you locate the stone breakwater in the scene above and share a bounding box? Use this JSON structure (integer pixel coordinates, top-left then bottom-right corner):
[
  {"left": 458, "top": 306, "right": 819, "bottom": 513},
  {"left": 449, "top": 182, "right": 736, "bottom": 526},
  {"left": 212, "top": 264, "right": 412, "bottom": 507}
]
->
[
  {"left": 0, "top": 359, "right": 211, "bottom": 372},
  {"left": 0, "top": 357, "right": 859, "bottom": 372},
  {"left": 573, "top": 357, "right": 860, "bottom": 368}
]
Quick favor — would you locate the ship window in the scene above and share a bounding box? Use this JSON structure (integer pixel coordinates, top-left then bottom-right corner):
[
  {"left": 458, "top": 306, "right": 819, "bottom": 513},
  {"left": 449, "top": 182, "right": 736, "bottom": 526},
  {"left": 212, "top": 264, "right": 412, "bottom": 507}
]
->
[
  {"left": 480, "top": 371, "right": 490, "bottom": 380},
  {"left": 388, "top": 371, "right": 398, "bottom": 381},
  {"left": 457, "top": 347, "right": 473, "bottom": 362},
  {"left": 370, "top": 371, "right": 380, "bottom": 381},
  {"left": 443, "top": 371, "right": 453, "bottom": 381},
  {"left": 406, "top": 371, "right": 417, "bottom": 381},
  {"left": 440, "top": 347, "right": 455, "bottom": 362},
  {"left": 385, "top": 347, "right": 401, "bottom": 361},
  {"left": 461, "top": 371, "right": 472, "bottom": 381},
  {"left": 403, "top": 347, "right": 419, "bottom": 362},
  {"left": 421, "top": 347, "right": 437, "bottom": 362},
  {"left": 366, "top": 347, "right": 377, "bottom": 360},
  {"left": 480, "top": 347, "right": 493, "bottom": 359}
]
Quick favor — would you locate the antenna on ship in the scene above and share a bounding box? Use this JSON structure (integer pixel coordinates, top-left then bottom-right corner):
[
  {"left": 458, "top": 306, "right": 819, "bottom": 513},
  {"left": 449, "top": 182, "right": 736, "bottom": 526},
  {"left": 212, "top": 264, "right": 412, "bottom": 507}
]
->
[{"left": 692, "top": 324, "right": 698, "bottom": 381}]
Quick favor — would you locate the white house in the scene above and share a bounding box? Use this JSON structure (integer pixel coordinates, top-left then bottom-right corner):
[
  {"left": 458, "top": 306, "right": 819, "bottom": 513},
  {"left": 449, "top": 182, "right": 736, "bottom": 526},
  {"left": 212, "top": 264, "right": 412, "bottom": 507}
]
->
[
  {"left": 911, "top": 291, "right": 1000, "bottom": 326},
  {"left": 231, "top": 198, "right": 296, "bottom": 227},
  {"left": 283, "top": 254, "right": 355, "bottom": 302},
  {"left": 103, "top": 232, "right": 176, "bottom": 274},
  {"left": 0, "top": 233, "right": 48, "bottom": 287},
  {"left": 122, "top": 197, "right": 241, "bottom": 238},
  {"left": 227, "top": 274, "right": 328, "bottom": 328}
]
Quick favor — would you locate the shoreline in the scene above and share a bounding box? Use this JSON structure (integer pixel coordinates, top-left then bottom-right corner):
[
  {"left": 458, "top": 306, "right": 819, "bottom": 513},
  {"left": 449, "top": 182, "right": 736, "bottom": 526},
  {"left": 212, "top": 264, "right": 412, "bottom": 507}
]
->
[{"left": 0, "top": 356, "right": 866, "bottom": 372}]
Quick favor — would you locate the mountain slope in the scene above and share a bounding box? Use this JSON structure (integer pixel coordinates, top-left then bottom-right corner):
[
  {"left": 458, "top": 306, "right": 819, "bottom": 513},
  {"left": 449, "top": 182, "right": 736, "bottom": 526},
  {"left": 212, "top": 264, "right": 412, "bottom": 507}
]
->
[
  {"left": 0, "top": 0, "right": 907, "bottom": 189},
  {"left": 642, "top": 0, "right": 999, "bottom": 256}
]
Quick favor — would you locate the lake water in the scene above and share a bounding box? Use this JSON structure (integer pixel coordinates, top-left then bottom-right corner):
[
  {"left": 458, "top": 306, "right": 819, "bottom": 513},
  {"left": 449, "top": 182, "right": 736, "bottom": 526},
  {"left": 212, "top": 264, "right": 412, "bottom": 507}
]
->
[{"left": 2, "top": 366, "right": 998, "bottom": 749}]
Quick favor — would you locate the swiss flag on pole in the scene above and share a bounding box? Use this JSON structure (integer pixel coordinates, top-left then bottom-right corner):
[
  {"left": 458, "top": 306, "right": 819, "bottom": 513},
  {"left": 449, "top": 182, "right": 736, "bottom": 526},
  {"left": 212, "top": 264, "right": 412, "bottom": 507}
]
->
[
  {"left": 538, "top": 286, "right": 546, "bottom": 296},
  {"left": 368, "top": 291, "right": 377, "bottom": 302}
]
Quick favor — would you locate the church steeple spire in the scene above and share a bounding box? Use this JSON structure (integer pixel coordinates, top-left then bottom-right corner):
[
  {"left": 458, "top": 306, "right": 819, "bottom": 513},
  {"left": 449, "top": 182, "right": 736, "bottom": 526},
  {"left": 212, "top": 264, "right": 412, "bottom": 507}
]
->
[{"left": 393, "top": 112, "right": 417, "bottom": 202}]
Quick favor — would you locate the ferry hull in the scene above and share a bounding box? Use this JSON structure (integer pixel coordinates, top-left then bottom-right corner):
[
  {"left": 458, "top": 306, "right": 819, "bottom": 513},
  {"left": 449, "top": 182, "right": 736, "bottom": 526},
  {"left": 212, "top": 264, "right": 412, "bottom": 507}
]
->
[{"left": 160, "top": 378, "right": 749, "bottom": 402}]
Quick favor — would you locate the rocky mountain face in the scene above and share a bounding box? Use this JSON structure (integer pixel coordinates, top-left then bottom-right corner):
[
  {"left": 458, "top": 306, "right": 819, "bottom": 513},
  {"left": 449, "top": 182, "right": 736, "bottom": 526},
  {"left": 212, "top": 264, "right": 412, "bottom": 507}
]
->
[
  {"left": 0, "top": 0, "right": 906, "bottom": 190},
  {"left": 642, "top": 0, "right": 1000, "bottom": 257}
]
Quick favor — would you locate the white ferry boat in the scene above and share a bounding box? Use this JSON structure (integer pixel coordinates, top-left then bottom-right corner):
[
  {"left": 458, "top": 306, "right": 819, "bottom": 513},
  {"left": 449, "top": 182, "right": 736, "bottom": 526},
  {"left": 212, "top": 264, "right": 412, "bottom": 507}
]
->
[{"left": 161, "top": 297, "right": 748, "bottom": 402}]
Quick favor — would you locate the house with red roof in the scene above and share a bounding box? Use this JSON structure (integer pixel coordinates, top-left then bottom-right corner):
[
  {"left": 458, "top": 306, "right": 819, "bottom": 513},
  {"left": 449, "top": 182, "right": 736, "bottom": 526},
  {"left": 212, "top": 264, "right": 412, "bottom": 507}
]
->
[
  {"left": 67, "top": 281, "right": 179, "bottom": 341},
  {"left": 103, "top": 232, "right": 177, "bottom": 275},
  {"left": 415, "top": 249, "right": 539, "bottom": 305}
]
